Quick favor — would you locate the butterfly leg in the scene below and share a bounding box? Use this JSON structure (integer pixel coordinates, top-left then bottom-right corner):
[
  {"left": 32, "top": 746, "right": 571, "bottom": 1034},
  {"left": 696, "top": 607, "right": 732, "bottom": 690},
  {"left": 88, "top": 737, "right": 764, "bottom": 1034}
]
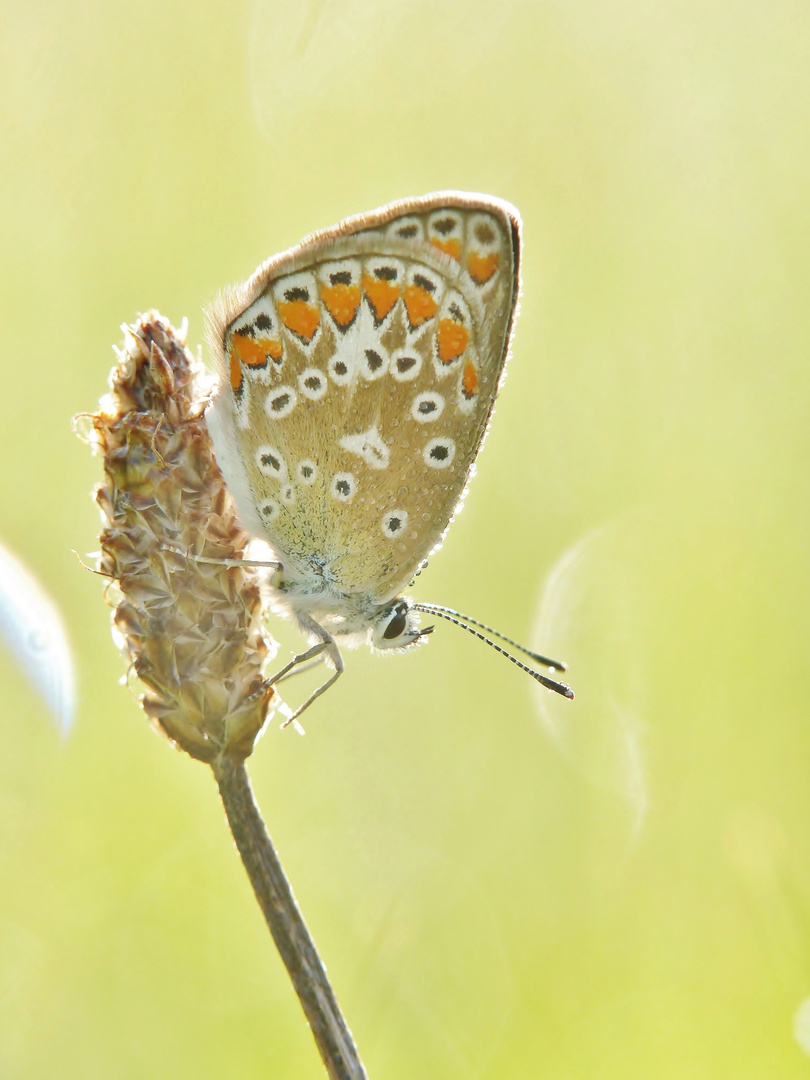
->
[
  {"left": 268, "top": 613, "right": 344, "bottom": 727},
  {"left": 161, "top": 543, "right": 282, "bottom": 571},
  {"left": 267, "top": 641, "right": 331, "bottom": 686},
  {"left": 272, "top": 656, "right": 326, "bottom": 684}
]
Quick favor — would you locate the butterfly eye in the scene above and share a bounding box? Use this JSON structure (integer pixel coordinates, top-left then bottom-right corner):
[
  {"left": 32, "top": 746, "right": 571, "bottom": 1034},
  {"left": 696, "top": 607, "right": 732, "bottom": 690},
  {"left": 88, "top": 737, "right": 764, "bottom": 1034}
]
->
[{"left": 382, "top": 603, "right": 408, "bottom": 640}]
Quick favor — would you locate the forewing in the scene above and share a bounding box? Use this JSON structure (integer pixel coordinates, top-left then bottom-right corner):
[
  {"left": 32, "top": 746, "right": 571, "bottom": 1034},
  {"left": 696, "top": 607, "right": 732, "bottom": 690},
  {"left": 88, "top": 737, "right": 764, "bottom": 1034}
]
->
[{"left": 206, "top": 194, "right": 520, "bottom": 602}]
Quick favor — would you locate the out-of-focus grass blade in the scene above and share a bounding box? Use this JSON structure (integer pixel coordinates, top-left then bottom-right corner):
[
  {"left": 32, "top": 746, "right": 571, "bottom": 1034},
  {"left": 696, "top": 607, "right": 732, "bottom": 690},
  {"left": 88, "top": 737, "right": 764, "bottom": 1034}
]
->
[{"left": 0, "top": 540, "right": 76, "bottom": 734}]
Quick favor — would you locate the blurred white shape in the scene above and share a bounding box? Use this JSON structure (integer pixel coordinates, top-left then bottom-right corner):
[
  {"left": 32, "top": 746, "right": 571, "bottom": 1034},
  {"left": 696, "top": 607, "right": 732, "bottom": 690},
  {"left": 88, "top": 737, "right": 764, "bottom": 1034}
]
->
[
  {"left": 0, "top": 540, "right": 76, "bottom": 734},
  {"left": 533, "top": 516, "right": 650, "bottom": 839},
  {"left": 794, "top": 998, "right": 810, "bottom": 1056}
]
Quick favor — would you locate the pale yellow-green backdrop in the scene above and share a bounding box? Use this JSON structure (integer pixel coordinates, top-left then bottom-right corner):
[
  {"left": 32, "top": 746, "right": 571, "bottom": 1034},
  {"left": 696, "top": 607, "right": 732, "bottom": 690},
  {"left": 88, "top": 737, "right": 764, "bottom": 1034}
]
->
[{"left": 1, "top": 1, "right": 808, "bottom": 1077}]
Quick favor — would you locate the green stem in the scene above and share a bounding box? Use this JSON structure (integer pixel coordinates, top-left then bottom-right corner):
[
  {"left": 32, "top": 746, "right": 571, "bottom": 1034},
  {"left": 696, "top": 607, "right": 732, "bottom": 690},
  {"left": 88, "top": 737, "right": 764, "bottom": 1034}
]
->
[{"left": 212, "top": 754, "right": 369, "bottom": 1080}]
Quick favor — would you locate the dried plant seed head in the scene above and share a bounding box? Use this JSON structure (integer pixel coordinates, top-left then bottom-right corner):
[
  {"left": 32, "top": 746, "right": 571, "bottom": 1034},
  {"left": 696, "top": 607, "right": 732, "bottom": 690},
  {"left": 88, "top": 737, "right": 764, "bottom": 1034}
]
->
[{"left": 82, "top": 312, "right": 276, "bottom": 762}]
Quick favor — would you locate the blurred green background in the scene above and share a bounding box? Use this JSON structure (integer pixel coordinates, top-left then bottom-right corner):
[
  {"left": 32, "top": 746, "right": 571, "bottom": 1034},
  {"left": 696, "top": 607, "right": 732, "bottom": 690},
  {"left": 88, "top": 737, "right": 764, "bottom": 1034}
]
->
[{"left": 2, "top": 0, "right": 809, "bottom": 1076}]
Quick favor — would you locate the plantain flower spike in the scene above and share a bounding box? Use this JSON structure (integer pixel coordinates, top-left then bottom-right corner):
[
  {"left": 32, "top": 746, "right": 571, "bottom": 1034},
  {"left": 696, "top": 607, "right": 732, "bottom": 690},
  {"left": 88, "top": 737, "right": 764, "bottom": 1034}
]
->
[{"left": 83, "top": 313, "right": 276, "bottom": 762}]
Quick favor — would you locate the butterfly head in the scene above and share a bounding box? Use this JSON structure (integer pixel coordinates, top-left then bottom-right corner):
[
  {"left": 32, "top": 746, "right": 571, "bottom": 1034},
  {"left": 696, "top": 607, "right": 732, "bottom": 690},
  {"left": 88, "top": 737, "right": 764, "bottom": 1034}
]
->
[{"left": 370, "top": 598, "right": 434, "bottom": 653}]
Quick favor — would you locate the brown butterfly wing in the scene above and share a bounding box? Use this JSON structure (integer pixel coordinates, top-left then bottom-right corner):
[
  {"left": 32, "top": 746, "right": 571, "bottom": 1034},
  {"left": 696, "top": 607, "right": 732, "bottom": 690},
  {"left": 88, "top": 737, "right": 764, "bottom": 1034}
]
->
[{"left": 206, "top": 193, "right": 520, "bottom": 603}]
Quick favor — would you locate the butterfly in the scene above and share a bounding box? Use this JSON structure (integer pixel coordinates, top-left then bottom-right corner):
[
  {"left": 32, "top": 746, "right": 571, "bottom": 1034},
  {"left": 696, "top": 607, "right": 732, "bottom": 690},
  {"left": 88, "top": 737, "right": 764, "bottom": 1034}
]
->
[{"left": 205, "top": 192, "right": 572, "bottom": 724}]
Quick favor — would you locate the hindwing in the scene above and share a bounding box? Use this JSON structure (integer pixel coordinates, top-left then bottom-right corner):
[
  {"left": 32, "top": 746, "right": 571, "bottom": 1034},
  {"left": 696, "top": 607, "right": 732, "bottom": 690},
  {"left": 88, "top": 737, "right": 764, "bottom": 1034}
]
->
[{"left": 206, "top": 193, "right": 521, "bottom": 602}]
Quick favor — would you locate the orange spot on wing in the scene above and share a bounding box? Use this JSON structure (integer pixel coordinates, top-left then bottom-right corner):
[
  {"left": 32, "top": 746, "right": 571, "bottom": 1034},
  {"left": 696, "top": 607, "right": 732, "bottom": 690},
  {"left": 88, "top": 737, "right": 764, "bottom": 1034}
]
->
[
  {"left": 466, "top": 251, "right": 499, "bottom": 284},
  {"left": 362, "top": 273, "right": 400, "bottom": 321},
  {"left": 431, "top": 237, "right": 461, "bottom": 261},
  {"left": 232, "top": 332, "right": 282, "bottom": 367},
  {"left": 436, "top": 318, "right": 470, "bottom": 363},
  {"left": 278, "top": 300, "right": 320, "bottom": 341},
  {"left": 462, "top": 360, "right": 479, "bottom": 398},
  {"left": 403, "top": 284, "right": 439, "bottom": 327},
  {"left": 228, "top": 349, "right": 243, "bottom": 393},
  {"left": 320, "top": 282, "right": 361, "bottom": 327}
]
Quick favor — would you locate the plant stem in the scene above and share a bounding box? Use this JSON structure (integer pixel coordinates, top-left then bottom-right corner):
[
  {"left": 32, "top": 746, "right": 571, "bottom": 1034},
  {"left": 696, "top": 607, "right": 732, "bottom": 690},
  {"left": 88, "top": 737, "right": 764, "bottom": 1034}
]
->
[{"left": 212, "top": 753, "right": 369, "bottom": 1080}]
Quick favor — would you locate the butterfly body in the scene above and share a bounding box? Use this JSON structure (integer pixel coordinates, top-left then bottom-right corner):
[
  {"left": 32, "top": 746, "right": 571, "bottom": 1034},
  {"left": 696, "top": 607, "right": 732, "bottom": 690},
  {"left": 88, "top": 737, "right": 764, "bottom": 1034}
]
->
[{"left": 205, "top": 193, "right": 541, "bottom": 716}]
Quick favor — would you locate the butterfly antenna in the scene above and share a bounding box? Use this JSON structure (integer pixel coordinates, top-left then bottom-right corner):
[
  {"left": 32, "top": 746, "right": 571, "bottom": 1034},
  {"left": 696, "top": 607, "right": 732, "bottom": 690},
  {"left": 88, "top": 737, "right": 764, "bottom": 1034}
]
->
[
  {"left": 414, "top": 602, "right": 567, "bottom": 671},
  {"left": 413, "top": 603, "right": 574, "bottom": 699}
]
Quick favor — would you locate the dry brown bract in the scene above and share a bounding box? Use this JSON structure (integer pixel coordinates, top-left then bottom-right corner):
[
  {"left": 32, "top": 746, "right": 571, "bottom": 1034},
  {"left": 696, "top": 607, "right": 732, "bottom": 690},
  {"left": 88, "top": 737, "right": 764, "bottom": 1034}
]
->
[{"left": 86, "top": 312, "right": 275, "bottom": 762}]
